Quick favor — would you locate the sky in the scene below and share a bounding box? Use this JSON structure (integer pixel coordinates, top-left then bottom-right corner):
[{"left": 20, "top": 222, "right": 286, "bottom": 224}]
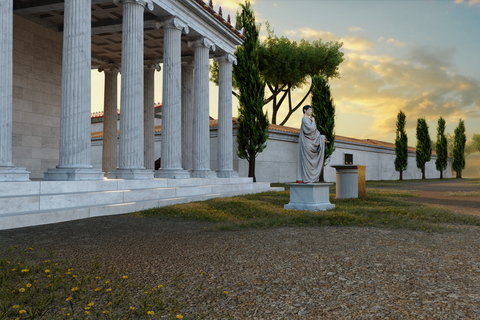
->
[{"left": 91, "top": 0, "right": 480, "bottom": 174}]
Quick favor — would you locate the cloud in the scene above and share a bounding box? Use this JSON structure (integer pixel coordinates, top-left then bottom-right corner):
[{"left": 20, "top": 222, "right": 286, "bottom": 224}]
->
[
  {"left": 385, "top": 38, "right": 407, "bottom": 48},
  {"left": 328, "top": 45, "right": 480, "bottom": 139},
  {"left": 285, "top": 28, "right": 374, "bottom": 52},
  {"left": 213, "top": 0, "right": 252, "bottom": 12},
  {"left": 349, "top": 26, "right": 364, "bottom": 32},
  {"left": 454, "top": 0, "right": 480, "bottom": 7}
]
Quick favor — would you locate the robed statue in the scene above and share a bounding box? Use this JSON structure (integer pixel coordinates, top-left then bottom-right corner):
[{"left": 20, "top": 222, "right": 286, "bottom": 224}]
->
[{"left": 296, "top": 105, "right": 325, "bottom": 183}]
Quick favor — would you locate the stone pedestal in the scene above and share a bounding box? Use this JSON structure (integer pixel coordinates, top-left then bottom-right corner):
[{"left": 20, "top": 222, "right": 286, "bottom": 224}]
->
[
  {"left": 284, "top": 183, "right": 335, "bottom": 211},
  {"left": 44, "top": 0, "right": 103, "bottom": 181},
  {"left": 330, "top": 165, "right": 359, "bottom": 199}
]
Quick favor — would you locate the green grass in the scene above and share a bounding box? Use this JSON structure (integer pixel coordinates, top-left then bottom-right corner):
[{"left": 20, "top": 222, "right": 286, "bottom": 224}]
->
[
  {"left": 446, "top": 191, "right": 480, "bottom": 197},
  {"left": 133, "top": 187, "right": 480, "bottom": 233}
]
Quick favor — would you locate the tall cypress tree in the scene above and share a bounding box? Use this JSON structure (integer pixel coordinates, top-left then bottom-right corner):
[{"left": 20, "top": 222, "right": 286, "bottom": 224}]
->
[
  {"left": 233, "top": 1, "right": 268, "bottom": 182},
  {"left": 311, "top": 74, "right": 335, "bottom": 182},
  {"left": 394, "top": 111, "right": 408, "bottom": 181},
  {"left": 452, "top": 119, "right": 466, "bottom": 178},
  {"left": 416, "top": 118, "right": 431, "bottom": 180},
  {"left": 435, "top": 117, "right": 448, "bottom": 179}
]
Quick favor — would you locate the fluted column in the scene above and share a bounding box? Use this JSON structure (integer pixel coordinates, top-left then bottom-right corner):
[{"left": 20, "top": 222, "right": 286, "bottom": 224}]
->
[
  {"left": 98, "top": 65, "right": 119, "bottom": 174},
  {"left": 155, "top": 17, "right": 190, "bottom": 178},
  {"left": 188, "top": 37, "right": 216, "bottom": 178},
  {"left": 181, "top": 59, "right": 194, "bottom": 171},
  {"left": 108, "top": 0, "right": 154, "bottom": 180},
  {"left": 144, "top": 61, "right": 160, "bottom": 170},
  {"left": 0, "top": 0, "right": 29, "bottom": 181},
  {"left": 215, "top": 54, "right": 238, "bottom": 178},
  {"left": 44, "top": 0, "right": 102, "bottom": 181}
]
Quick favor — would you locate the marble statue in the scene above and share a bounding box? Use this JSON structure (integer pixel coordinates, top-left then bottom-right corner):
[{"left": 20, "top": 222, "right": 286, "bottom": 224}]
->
[{"left": 296, "top": 105, "right": 325, "bottom": 183}]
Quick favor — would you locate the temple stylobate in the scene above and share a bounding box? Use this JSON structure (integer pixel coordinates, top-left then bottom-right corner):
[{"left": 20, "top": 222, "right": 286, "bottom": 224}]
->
[{"left": 1, "top": 0, "right": 243, "bottom": 181}]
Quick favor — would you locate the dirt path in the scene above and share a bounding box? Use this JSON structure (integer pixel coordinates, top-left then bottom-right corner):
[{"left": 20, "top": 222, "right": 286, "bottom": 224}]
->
[{"left": 373, "top": 179, "right": 480, "bottom": 216}]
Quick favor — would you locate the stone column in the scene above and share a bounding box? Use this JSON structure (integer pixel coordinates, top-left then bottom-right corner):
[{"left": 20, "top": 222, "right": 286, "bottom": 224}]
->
[
  {"left": 144, "top": 61, "right": 160, "bottom": 170},
  {"left": 98, "top": 65, "right": 119, "bottom": 174},
  {"left": 215, "top": 54, "right": 238, "bottom": 178},
  {"left": 181, "top": 59, "right": 194, "bottom": 171},
  {"left": 44, "top": 0, "right": 103, "bottom": 181},
  {"left": 155, "top": 17, "right": 190, "bottom": 179},
  {"left": 0, "top": 0, "right": 30, "bottom": 181},
  {"left": 188, "top": 37, "right": 216, "bottom": 178},
  {"left": 108, "top": 0, "right": 154, "bottom": 180}
]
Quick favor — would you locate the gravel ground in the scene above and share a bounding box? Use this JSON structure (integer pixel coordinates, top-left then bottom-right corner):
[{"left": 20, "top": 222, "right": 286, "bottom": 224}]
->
[{"left": 1, "top": 179, "right": 480, "bottom": 319}]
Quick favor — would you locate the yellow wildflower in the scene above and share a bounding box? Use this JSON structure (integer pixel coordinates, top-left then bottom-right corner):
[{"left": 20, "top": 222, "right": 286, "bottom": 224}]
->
[
  {"left": 26, "top": 283, "right": 32, "bottom": 288},
  {"left": 19, "top": 288, "right": 25, "bottom": 293},
  {"left": 21, "top": 269, "right": 29, "bottom": 273},
  {"left": 157, "top": 284, "right": 163, "bottom": 289},
  {"left": 87, "top": 302, "right": 94, "bottom": 307},
  {"left": 223, "top": 291, "right": 229, "bottom": 295},
  {"left": 106, "top": 288, "right": 112, "bottom": 292},
  {"left": 105, "top": 280, "right": 110, "bottom": 284},
  {"left": 130, "top": 307, "right": 135, "bottom": 311},
  {"left": 44, "top": 269, "right": 50, "bottom": 273},
  {"left": 123, "top": 275, "right": 128, "bottom": 279},
  {"left": 44, "top": 260, "right": 50, "bottom": 263},
  {"left": 94, "top": 288, "right": 101, "bottom": 292},
  {"left": 12, "top": 305, "right": 19, "bottom": 309},
  {"left": 71, "top": 287, "right": 79, "bottom": 292},
  {"left": 176, "top": 315, "right": 184, "bottom": 319},
  {"left": 19, "top": 310, "right": 27, "bottom": 314},
  {"left": 66, "top": 297, "right": 73, "bottom": 302},
  {"left": 147, "top": 311, "right": 155, "bottom": 315},
  {"left": 85, "top": 311, "right": 91, "bottom": 315}
]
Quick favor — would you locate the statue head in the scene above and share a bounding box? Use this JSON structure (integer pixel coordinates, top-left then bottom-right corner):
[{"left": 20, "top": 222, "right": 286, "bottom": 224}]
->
[{"left": 303, "top": 105, "right": 312, "bottom": 114}]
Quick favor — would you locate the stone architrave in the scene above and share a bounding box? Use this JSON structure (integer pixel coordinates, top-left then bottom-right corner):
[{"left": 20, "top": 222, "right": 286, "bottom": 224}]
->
[
  {"left": 108, "top": 0, "right": 154, "bottom": 180},
  {"left": 0, "top": 0, "right": 30, "bottom": 181},
  {"left": 98, "top": 65, "right": 119, "bottom": 174},
  {"left": 181, "top": 59, "right": 194, "bottom": 171},
  {"left": 155, "top": 17, "right": 190, "bottom": 179},
  {"left": 44, "top": 0, "right": 103, "bottom": 181},
  {"left": 188, "top": 37, "right": 217, "bottom": 178},
  {"left": 215, "top": 54, "right": 238, "bottom": 178},
  {"left": 144, "top": 61, "right": 160, "bottom": 171}
]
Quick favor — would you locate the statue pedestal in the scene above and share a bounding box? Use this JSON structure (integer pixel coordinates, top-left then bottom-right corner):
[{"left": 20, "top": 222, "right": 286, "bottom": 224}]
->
[{"left": 284, "top": 183, "right": 335, "bottom": 211}]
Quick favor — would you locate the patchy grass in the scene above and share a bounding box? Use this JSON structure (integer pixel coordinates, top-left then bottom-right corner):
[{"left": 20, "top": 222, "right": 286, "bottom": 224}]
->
[
  {"left": 446, "top": 191, "right": 480, "bottom": 197},
  {"left": 133, "top": 187, "right": 480, "bottom": 233},
  {"left": 0, "top": 245, "right": 190, "bottom": 319}
]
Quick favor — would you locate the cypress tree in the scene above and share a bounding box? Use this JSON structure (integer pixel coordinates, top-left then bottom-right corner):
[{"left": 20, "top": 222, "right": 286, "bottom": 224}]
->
[
  {"left": 233, "top": 1, "right": 268, "bottom": 182},
  {"left": 311, "top": 74, "right": 335, "bottom": 182},
  {"left": 452, "top": 119, "right": 466, "bottom": 178},
  {"left": 394, "top": 111, "right": 408, "bottom": 181},
  {"left": 416, "top": 118, "right": 431, "bottom": 179},
  {"left": 435, "top": 117, "right": 448, "bottom": 179}
]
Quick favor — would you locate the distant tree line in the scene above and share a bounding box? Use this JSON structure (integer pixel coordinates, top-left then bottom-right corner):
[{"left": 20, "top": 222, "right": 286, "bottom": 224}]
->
[{"left": 394, "top": 111, "right": 475, "bottom": 180}]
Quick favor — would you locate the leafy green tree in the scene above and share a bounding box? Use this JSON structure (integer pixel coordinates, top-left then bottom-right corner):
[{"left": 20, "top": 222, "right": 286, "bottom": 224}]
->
[
  {"left": 211, "top": 24, "right": 344, "bottom": 126},
  {"left": 259, "top": 25, "right": 344, "bottom": 125},
  {"left": 465, "top": 133, "right": 480, "bottom": 157},
  {"left": 311, "top": 74, "right": 335, "bottom": 182},
  {"left": 452, "top": 119, "right": 466, "bottom": 178},
  {"left": 416, "top": 118, "right": 431, "bottom": 180},
  {"left": 394, "top": 111, "right": 408, "bottom": 181},
  {"left": 233, "top": 1, "right": 269, "bottom": 182},
  {"left": 435, "top": 117, "right": 448, "bottom": 179}
]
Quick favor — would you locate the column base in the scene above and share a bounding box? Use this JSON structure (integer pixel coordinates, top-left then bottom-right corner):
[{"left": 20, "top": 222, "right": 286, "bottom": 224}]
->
[
  {"left": 0, "top": 166, "right": 30, "bottom": 182},
  {"left": 191, "top": 169, "right": 217, "bottom": 178},
  {"left": 107, "top": 168, "right": 154, "bottom": 180},
  {"left": 216, "top": 169, "right": 238, "bottom": 178},
  {"left": 155, "top": 168, "right": 191, "bottom": 179},
  {"left": 44, "top": 167, "right": 104, "bottom": 181}
]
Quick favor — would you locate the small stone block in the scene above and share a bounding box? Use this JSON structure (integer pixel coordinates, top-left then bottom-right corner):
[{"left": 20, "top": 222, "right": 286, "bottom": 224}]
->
[{"left": 284, "top": 183, "right": 335, "bottom": 211}]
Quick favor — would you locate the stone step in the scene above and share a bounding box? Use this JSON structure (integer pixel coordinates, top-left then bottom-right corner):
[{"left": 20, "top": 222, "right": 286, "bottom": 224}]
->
[{"left": 0, "top": 179, "right": 275, "bottom": 230}]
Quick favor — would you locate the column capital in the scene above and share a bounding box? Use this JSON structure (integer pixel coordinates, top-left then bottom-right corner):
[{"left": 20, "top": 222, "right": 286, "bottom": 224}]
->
[
  {"left": 187, "top": 37, "right": 216, "bottom": 52},
  {"left": 144, "top": 60, "right": 161, "bottom": 71},
  {"left": 214, "top": 53, "right": 237, "bottom": 65},
  {"left": 156, "top": 17, "right": 189, "bottom": 35},
  {"left": 113, "top": 0, "right": 154, "bottom": 11},
  {"left": 98, "top": 64, "right": 120, "bottom": 74}
]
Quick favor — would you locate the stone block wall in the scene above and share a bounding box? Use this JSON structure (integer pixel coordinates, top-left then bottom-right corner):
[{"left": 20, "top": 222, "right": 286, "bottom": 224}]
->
[{"left": 12, "top": 16, "right": 62, "bottom": 179}]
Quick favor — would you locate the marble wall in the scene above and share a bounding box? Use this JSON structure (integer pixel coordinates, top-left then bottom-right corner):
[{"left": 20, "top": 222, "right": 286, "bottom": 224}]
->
[{"left": 12, "top": 16, "right": 63, "bottom": 179}]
